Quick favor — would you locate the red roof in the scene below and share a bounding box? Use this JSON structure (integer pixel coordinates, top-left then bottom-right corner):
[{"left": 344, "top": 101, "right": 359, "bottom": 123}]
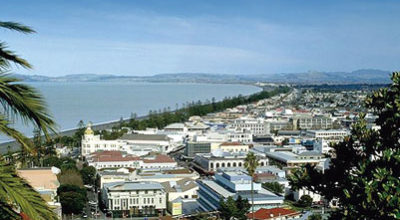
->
[
  {"left": 90, "top": 151, "right": 140, "bottom": 162},
  {"left": 90, "top": 151, "right": 175, "bottom": 164},
  {"left": 247, "top": 208, "right": 300, "bottom": 220}
]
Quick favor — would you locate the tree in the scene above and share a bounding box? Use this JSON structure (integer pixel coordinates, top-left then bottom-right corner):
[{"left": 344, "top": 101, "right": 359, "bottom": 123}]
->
[
  {"left": 80, "top": 165, "right": 96, "bottom": 185},
  {"left": 58, "top": 169, "right": 84, "bottom": 187},
  {"left": 290, "top": 72, "right": 400, "bottom": 219},
  {"left": 218, "top": 197, "right": 239, "bottom": 220},
  {"left": 262, "top": 182, "right": 284, "bottom": 194},
  {"left": 235, "top": 195, "right": 251, "bottom": 220},
  {"left": 308, "top": 214, "right": 322, "bottom": 220},
  {"left": 57, "top": 184, "right": 87, "bottom": 215},
  {"left": 218, "top": 196, "right": 251, "bottom": 220},
  {"left": 297, "top": 195, "right": 313, "bottom": 208},
  {"left": 0, "top": 21, "right": 57, "bottom": 220},
  {"left": 244, "top": 152, "right": 259, "bottom": 219}
]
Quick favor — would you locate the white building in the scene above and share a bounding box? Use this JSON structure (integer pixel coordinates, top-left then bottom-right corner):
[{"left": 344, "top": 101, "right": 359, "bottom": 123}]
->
[
  {"left": 102, "top": 181, "right": 167, "bottom": 216},
  {"left": 232, "top": 117, "right": 270, "bottom": 135},
  {"left": 306, "top": 130, "right": 349, "bottom": 141},
  {"left": 194, "top": 150, "right": 269, "bottom": 172},
  {"left": 197, "top": 171, "right": 284, "bottom": 212},
  {"left": 87, "top": 151, "right": 177, "bottom": 170},
  {"left": 217, "top": 142, "right": 249, "bottom": 153},
  {"left": 81, "top": 125, "right": 174, "bottom": 157}
]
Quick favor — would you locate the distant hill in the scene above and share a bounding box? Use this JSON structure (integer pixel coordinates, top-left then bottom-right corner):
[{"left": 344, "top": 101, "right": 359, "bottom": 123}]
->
[{"left": 13, "top": 69, "right": 392, "bottom": 84}]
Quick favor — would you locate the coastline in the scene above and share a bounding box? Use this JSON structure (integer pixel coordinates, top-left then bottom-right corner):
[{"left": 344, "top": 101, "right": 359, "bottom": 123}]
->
[{"left": 0, "top": 83, "right": 271, "bottom": 154}]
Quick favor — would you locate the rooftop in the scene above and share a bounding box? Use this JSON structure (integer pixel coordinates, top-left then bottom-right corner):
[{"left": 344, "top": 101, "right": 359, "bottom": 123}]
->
[
  {"left": 247, "top": 208, "right": 300, "bottom": 220},
  {"left": 120, "top": 133, "right": 170, "bottom": 141},
  {"left": 18, "top": 168, "right": 60, "bottom": 190},
  {"left": 105, "top": 181, "right": 164, "bottom": 191}
]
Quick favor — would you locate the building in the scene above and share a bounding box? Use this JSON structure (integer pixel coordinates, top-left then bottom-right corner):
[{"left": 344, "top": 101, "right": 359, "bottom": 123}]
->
[
  {"left": 247, "top": 208, "right": 301, "bottom": 220},
  {"left": 130, "top": 167, "right": 200, "bottom": 183},
  {"left": 227, "top": 130, "right": 253, "bottom": 143},
  {"left": 81, "top": 125, "right": 174, "bottom": 157},
  {"left": 18, "top": 167, "right": 62, "bottom": 218},
  {"left": 184, "top": 142, "right": 211, "bottom": 157},
  {"left": 252, "top": 146, "right": 324, "bottom": 173},
  {"left": 295, "top": 116, "right": 332, "bottom": 130},
  {"left": 197, "top": 171, "right": 284, "bottom": 212},
  {"left": 233, "top": 117, "right": 270, "bottom": 135},
  {"left": 306, "top": 130, "right": 348, "bottom": 141},
  {"left": 102, "top": 181, "right": 167, "bottom": 217},
  {"left": 193, "top": 151, "right": 269, "bottom": 172},
  {"left": 98, "top": 168, "right": 131, "bottom": 188},
  {"left": 218, "top": 142, "right": 249, "bottom": 153},
  {"left": 293, "top": 188, "right": 322, "bottom": 203},
  {"left": 160, "top": 178, "right": 199, "bottom": 215},
  {"left": 87, "top": 151, "right": 177, "bottom": 170}
]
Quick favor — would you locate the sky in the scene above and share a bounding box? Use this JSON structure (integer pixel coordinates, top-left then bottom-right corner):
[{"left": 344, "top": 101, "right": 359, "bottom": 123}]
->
[{"left": 1, "top": 0, "right": 400, "bottom": 76}]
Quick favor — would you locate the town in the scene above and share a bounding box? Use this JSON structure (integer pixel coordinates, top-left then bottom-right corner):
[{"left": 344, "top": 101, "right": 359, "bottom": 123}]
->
[{"left": 9, "top": 83, "right": 383, "bottom": 220}]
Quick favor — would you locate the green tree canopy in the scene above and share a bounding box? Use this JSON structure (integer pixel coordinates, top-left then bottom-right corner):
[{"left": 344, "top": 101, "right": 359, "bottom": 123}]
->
[
  {"left": 57, "top": 184, "right": 87, "bottom": 215},
  {"left": 290, "top": 72, "right": 400, "bottom": 219}
]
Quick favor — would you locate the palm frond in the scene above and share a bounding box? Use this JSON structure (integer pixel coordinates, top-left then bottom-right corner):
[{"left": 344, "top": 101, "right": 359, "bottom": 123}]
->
[
  {"left": 0, "top": 21, "right": 35, "bottom": 34},
  {"left": 0, "top": 160, "right": 58, "bottom": 220},
  {"left": 0, "top": 73, "right": 57, "bottom": 139},
  {"left": 0, "top": 116, "right": 33, "bottom": 154},
  {"left": 0, "top": 42, "right": 32, "bottom": 70}
]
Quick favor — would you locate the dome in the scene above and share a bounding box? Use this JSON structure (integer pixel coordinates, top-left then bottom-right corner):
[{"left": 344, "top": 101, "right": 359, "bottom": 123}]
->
[{"left": 85, "top": 124, "right": 94, "bottom": 135}]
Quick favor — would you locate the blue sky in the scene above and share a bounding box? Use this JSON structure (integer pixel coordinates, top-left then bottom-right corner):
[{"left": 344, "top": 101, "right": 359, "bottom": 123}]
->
[{"left": 1, "top": 0, "right": 399, "bottom": 76}]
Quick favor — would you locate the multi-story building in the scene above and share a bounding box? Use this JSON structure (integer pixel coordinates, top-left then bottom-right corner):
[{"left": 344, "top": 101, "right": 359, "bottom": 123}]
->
[
  {"left": 87, "top": 151, "right": 177, "bottom": 170},
  {"left": 193, "top": 151, "right": 269, "bottom": 172},
  {"left": 184, "top": 142, "right": 211, "bottom": 157},
  {"left": 227, "top": 130, "right": 253, "bottom": 143},
  {"left": 197, "top": 171, "right": 284, "bottom": 211},
  {"left": 81, "top": 125, "right": 173, "bottom": 157},
  {"left": 306, "top": 129, "right": 349, "bottom": 141},
  {"left": 102, "top": 181, "right": 167, "bottom": 217},
  {"left": 218, "top": 142, "right": 249, "bottom": 153},
  {"left": 295, "top": 116, "right": 332, "bottom": 130},
  {"left": 232, "top": 117, "right": 270, "bottom": 135}
]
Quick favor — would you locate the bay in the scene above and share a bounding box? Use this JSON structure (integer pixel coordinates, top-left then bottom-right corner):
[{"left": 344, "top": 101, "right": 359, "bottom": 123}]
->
[{"left": 3, "top": 82, "right": 260, "bottom": 142}]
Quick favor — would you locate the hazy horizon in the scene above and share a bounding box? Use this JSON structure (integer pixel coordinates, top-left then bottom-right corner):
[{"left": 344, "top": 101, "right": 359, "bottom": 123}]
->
[{"left": 2, "top": 0, "right": 400, "bottom": 77}]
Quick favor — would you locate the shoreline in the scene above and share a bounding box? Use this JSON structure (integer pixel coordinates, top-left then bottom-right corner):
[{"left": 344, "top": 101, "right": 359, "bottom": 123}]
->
[{"left": 0, "top": 83, "right": 271, "bottom": 153}]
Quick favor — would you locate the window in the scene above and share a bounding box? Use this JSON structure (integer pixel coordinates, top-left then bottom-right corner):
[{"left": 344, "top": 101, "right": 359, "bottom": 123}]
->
[{"left": 159, "top": 198, "right": 162, "bottom": 203}]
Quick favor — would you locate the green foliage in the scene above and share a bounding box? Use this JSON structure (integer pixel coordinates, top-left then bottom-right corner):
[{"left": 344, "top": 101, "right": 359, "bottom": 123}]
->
[
  {"left": 58, "top": 169, "right": 84, "bottom": 187},
  {"left": 0, "top": 159, "right": 58, "bottom": 220},
  {"left": 262, "top": 182, "right": 284, "bottom": 194},
  {"left": 0, "top": 21, "right": 58, "bottom": 220},
  {"left": 218, "top": 196, "right": 250, "bottom": 220},
  {"left": 235, "top": 195, "right": 251, "bottom": 220},
  {"left": 57, "top": 184, "right": 87, "bottom": 215},
  {"left": 308, "top": 213, "right": 322, "bottom": 220},
  {"left": 80, "top": 165, "right": 96, "bottom": 185},
  {"left": 119, "top": 87, "right": 290, "bottom": 131},
  {"left": 43, "top": 156, "right": 76, "bottom": 169},
  {"left": 289, "top": 72, "right": 400, "bottom": 219},
  {"left": 244, "top": 152, "right": 259, "bottom": 219},
  {"left": 297, "top": 195, "right": 313, "bottom": 208}
]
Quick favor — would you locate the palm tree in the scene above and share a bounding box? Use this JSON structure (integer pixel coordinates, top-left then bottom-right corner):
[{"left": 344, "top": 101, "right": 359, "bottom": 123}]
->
[
  {"left": 244, "top": 152, "right": 259, "bottom": 220},
  {"left": 0, "top": 21, "right": 58, "bottom": 220}
]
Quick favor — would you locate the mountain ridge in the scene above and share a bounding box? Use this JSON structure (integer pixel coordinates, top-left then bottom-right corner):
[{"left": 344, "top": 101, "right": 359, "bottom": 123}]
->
[{"left": 13, "top": 69, "right": 392, "bottom": 84}]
